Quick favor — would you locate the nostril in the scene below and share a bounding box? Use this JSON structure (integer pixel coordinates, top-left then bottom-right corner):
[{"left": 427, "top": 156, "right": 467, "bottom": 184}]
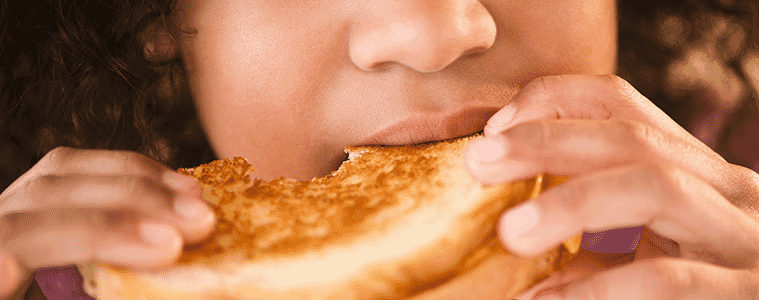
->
[
  {"left": 360, "top": 61, "right": 393, "bottom": 72},
  {"left": 349, "top": 1, "right": 496, "bottom": 74},
  {"left": 461, "top": 46, "right": 489, "bottom": 58}
]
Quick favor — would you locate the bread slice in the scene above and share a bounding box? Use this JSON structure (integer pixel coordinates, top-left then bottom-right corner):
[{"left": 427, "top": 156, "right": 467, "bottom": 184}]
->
[{"left": 79, "top": 134, "right": 579, "bottom": 299}]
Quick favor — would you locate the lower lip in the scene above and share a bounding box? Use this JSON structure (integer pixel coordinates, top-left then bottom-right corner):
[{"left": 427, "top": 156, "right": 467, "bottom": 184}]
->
[{"left": 358, "top": 107, "right": 500, "bottom": 146}]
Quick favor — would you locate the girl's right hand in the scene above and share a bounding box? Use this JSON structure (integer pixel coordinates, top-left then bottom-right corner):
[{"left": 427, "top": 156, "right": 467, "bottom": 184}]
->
[{"left": 0, "top": 147, "right": 217, "bottom": 298}]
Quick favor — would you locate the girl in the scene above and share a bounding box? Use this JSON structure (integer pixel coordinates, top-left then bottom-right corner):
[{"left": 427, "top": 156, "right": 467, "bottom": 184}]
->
[{"left": 2, "top": 0, "right": 759, "bottom": 299}]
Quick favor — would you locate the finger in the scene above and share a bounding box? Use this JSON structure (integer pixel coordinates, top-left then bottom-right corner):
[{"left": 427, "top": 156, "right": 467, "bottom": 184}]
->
[
  {"left": 31, "top": 147, "right": 200, "bottom": 193},
  {"left": 0, "top": 209, "right": 182, "bottom": 270},
  {"left": 473, "top": 118, "right": 720, "bottom": 183},
  {"left": 533, "top": 258, "right": 759, "bottom": 300},
  {"left": 483, "top": 74, "right": 716, "bottom": 158},
  {"left": 1, "top": 173, "right": 214, "bottom": 244},
  {"left": 39, "top": 147, "right": 160, "bottom": 177},
  {"left": 515, "top": 249, "right": 635, "bottom": 300},
  {"left": 468, "top": 120, "right": 759, "bottom": 212},
  {"left": 6, "top": 174, "right": 173, "bottom": 214},
  {"left": 518, "top": 230, "right": 675, "bottom": 299},
  {"left": 497, "top": 163, "right": 759, "bottom": 269}
]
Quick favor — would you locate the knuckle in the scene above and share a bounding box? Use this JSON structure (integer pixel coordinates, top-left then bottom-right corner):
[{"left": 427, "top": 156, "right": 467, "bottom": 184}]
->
[
  {"left": 521, "top": 75, "right": 597, "bottom": 117},
  {"left": 43, "top": 147, "right": 76, "bottom": 171},
  {"left": 524, "top": 75, "right": 550, "bottom": 93},
  {"left": 602, "top": 74, "right": 638, "bottom": 98},
  {"left": 0, "top": 212, "right": 23, "bottom": 242},
  {"left": 122, "top": 175, "right": 156, "bottom": 196},
  {"left": 540, "top": 180, "right": 592, "bottom": 219},
  {"left": 618, "top": 163, "right": 673, "bottom": 220},
  {"left": 509, "top": 121, "right": 555, "bottom": 151},
  {"left": 27, "top": 174, "right": 65, "bottom": 198},
  {"left": 638, "top": 260, "right": 692, "bottom": 299},
  {"left": 737, "top": 164, "right": 759, "bottom": 185},
  {"left": 522, "top": 75, "right": 564, "bottom": 100},
  {"left": 730, "top": 164, "right": 759, "bottom": 197},
  {"left": 0, "top": 176, "right": 62, "bottom": 218},
  {"left": 643, "top": 162, "right": 679, "bottom": 200},
  {"left": 120, "top": 150, "right": 150, "bottom": 167},
  {"left": 96, "top": 210, "right": 140, "bottom": 235},
  {"left": 36, "top": 174, "right": 63, "bottom": 187},
  {"left": 722, "top": 164, "right": 759, "bottom": 216},
  {"left": 26, "top": 174, "right": 51, "bottom": 192},
  {"left": 122, "top": 175, "right": 173, "bottom": 208},
  {"left": 47, "top": 146, "right": 75, "bottom": 159},
  {"left": 602, "top": 74, "right": 629, "bottom": 89},
  {"left": 648, "top": 162, "right": 706, "bottom": 211},
  {"left": 120, "top": 151, "right": 163, "bottom": 178},
  {"left": 613, "top": 118, "right": 644, "bottom": 136},
  {"left": 555, "top": 180, "right": 591, "bottom": 208},
  {"left": 615, "top": 119, "right": 660, "bottom": 150},
  {"left": 529, "top": 75, "right": 567, "bottom": 94}
]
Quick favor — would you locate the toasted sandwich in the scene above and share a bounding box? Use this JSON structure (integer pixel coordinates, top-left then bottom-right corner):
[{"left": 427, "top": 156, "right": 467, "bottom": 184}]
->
[{"left": 79, "top": 134, "right": 579, "bottom": 299}]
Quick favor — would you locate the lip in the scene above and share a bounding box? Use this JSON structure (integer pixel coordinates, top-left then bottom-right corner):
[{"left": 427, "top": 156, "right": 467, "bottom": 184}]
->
[{"left": 357, "top": 106, "right": 501, "bottom": 146}]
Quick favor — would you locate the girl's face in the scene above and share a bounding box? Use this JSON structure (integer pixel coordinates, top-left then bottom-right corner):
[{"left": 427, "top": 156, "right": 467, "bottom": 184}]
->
[{"left": 180, "top": 0, "right": 617, "bottom": 180}]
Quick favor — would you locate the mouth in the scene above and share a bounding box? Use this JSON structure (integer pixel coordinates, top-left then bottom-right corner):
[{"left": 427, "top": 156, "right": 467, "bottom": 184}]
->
[{"left": 356, "top": 106, "right": 500, "bottom": 146}]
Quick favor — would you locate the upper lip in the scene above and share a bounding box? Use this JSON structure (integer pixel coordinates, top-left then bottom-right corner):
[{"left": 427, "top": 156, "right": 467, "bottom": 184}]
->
[{"left": 357, "top": 105, "right": 501, "bottom": 146}]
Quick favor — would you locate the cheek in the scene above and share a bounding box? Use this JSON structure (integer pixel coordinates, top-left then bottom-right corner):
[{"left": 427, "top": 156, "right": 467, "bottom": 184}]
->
[
  {"left": 178, "top": 0, "right": 617, "bottom": 180},
  {"left": 183, "top": 25, "right": 300, "bottom": 152},
  {"left": 489, "top": 0, "right": 617, "bottom": 75},
  {"left": 181, "top": 0, "right": 350, "bottom": 128},
  {"left": 182, "top": 34, "right": 317, "bottom": 179},
  {"left": 179, "top": 0, "right": 351, "bottom": 180}
]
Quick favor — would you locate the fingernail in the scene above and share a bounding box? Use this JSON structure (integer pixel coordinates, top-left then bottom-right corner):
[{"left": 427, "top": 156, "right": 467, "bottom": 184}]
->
[
  {"left": 483, "top": 124, "right": 504, "bottom": 137},
  {"left": 499, "top": 202, "right": 543, "bottom": 253},
  {"left": 488, "top": 104, "right": 516, "bottom": 128},
  {"left": 140, "top": 222, "right": 181, "bottom": 247},
  {"left": 174, "top": 198, "right": 215, "bottom": 223},
  {"left": 468, "top": 136, "right": 508, "bottom": 163},
  {"left": 500, "top": 202, "right": 541, "bottom": 238},
  {"left": 163, "top": 171, "right": 198, "bottom": 192}
]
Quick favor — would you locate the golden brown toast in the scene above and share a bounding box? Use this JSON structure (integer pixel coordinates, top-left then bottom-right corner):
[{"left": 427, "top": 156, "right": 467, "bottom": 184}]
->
[{"left": 79, "top": 134, "right": 579, "bottom": 299}]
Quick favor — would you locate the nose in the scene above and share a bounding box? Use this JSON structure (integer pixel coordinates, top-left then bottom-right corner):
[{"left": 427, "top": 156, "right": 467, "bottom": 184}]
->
[{"left": 349, "top": 0, "right": 497, "bottom": 73}]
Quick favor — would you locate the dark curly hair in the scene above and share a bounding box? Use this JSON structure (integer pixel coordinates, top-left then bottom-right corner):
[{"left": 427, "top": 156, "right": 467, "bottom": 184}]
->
[
  {"left": 1, "top": 0, "right": 758, "bottom": 190},
  {"left": 0, "top": 0, "right": 213, "bottom": 189}
]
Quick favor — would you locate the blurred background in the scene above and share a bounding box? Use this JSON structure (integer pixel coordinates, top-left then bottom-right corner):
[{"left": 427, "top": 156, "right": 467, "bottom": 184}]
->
[{"left": 617, "top": 0, "right": 759, "bottom": 171}]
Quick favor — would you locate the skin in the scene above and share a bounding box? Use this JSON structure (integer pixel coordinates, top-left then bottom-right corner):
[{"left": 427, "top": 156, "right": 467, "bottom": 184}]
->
[
  {"left": 1, "top": 0, "right": 759, "bottom": 299},
  {"left": 468, "top": 75, "right": 759, "bottom": 299},
  {"left": 179, "top": 0, "right": 617, "bottom": 180}
]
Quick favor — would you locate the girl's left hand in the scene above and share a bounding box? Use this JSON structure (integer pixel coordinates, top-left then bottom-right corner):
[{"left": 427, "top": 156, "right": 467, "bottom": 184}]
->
[{"left": 465, "top": 75, "right": 759, "bottom": 300}]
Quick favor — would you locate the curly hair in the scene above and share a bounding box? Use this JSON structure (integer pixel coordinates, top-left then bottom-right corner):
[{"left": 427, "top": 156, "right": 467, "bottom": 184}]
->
[
  {"left": 1, "top": 0, "right": 758, "bottom": 190},
  {"left": 0, "top": 0, "right": 214, "bottom": 189}
]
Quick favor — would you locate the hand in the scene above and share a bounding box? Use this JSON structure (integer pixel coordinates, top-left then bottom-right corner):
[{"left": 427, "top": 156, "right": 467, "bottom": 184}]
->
[
  {"left": 465, "top": 75, "right": 759, "bottom": 299},
  {"left": 0, "top": 148, "right": 217, "bottom": 298}
]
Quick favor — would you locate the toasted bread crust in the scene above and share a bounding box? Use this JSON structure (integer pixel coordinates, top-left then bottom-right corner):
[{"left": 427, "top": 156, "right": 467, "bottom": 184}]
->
[{"left": 81, "top": 134, "right": 577, "bottom": 300}]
